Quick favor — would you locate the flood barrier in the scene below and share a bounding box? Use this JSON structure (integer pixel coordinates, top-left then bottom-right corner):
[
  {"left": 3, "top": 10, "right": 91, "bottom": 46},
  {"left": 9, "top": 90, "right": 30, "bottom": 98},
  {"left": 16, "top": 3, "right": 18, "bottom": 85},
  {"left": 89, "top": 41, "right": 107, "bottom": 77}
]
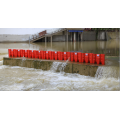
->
[{"left": 8, "top": 49, "right": 105, "bottom": 65}]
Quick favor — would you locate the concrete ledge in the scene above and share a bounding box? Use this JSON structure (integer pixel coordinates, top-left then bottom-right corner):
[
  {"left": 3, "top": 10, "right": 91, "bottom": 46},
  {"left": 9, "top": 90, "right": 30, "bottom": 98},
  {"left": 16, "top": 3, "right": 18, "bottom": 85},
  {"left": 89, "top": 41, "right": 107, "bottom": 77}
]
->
[{"left": 3, "top": 57, "right": 100, "bottom": 77}]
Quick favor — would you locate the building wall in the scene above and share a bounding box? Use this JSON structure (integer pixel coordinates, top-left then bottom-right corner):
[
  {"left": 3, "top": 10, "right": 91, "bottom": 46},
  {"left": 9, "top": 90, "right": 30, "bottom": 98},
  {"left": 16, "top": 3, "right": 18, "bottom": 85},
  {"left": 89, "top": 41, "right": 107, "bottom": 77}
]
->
[
  {"left": 81, "top": 31, "right": 96, "bottom": 41},
  {"left": 0, "top": 34, "right": 31, "bottom": 42},
  {"left": 97, "top": 32, "right": 106, "bottom": 40}
]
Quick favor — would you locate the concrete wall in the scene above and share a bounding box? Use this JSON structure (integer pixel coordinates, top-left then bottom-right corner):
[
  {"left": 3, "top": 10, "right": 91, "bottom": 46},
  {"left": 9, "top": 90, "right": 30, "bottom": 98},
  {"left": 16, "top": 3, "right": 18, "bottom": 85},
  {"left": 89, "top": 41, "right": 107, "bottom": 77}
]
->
[
  {"left": 97, "top": 32, "right": 106, "bottom": 40},
  {"left": 0, "top": 34, "right": 31, "bottom": 42},
  {"left": 81, "top": 31, "right": 96, "bottom": 41},
  {"left": 3, "top": 57, "right": 98, "bottom": 77},
  {"left": 106, "top": 32, "right": 119, "bottom": 40}
]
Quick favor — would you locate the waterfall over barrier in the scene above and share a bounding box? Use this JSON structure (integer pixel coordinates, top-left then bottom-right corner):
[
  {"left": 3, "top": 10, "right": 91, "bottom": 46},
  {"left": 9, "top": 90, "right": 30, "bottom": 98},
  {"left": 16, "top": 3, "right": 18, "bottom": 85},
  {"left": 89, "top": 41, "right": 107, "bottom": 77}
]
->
[
  {"left": 50, "top": 60, "right": 69, "bottom": 72},
  {"left": 95, "top": 66, "right": 119, "bottom": 79}
]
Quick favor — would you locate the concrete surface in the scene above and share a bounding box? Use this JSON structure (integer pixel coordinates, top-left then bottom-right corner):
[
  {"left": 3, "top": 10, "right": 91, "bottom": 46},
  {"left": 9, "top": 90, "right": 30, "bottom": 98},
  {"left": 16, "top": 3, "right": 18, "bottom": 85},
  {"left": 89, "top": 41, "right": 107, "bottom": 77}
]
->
[
  {"left": 3, "top": 57, "right": 100, "bottom": 77},
  {"left": 0, "top": 34, "right": 31, "bottom": 42}
]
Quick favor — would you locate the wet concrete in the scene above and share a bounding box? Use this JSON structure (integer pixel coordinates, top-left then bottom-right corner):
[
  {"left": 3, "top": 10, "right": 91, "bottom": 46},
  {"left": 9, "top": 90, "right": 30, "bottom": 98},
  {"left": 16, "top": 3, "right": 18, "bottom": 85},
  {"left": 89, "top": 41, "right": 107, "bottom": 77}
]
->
[{"left": 3, "top": 57, "right": 107, "bottom": 77}]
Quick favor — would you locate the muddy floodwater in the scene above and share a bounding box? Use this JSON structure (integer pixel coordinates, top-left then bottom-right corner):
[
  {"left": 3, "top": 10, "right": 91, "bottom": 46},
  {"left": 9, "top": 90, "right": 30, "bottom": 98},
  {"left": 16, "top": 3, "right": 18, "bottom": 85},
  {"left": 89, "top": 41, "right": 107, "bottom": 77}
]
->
[{"left": 0, "top": 40, "right": 119, "bottom": 91}]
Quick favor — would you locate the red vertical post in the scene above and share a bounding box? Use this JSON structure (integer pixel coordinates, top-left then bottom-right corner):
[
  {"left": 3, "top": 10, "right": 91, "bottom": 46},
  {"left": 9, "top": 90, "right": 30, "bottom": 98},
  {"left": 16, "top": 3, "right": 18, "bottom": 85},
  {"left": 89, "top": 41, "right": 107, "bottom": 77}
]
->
[
  {"left": 29, "top": 50, "right": 32, "bottom": 58},
  {"left": 17, "top": 49, "right": 20, "bottom": 57},
  {"left": 20, "top": 49, "right": 24, "bottom": 57},
  {"left": 38, "top": 50, "right": 41, "bottom": 59},
  {"left": 74, "top": 52, "right": 78, "bottom": 62},
  {"left": 85, "top": 53, "right": 89, "bottom": 63},
  {"left": 48, "top": 51, "right": 51, "bottom": 60},
  {"left": 31, "top": 50, "right": 34, "bottom": 58},
  {"left": 78, "top": 52, "right": 82, "bottom": 63},
  {"left": 35, "top": 51, "right": 38, "bottom": 58},
  {"left": 64, "top": 52, "right": 67, "bottom": 61},
  {"left": 81, "top": 53, "right": 85, "bottom": 63},
  {"left": 71, "top": 52, "right": 74, "bottom": 62},
  {"left": 46, "top": 51, "right": 48, "bottom": 59},
  {"left": 27, "top": 50, "right": 30, "bottom": 58},
  {"left": 67, "top": 52, "right": 70, "bottom": 61},
  {"left": 33, "top": 50, "right": 36, "bottom": 58},
  {"left": 93, "top": 54, "right": 96, "bottom": 64},
  {"left": 13, "top": 49, "right": 16, "bottom": 57},
  {"left": 11, "top": 49, "right": 14, "bottom": 57},
  {"left": 96, "top": 54, "right": 101, "bottom": 64},
  {"left": 101, "top": 54, "right": 105, "bottom": 65},
  {"left": 43, "top": 51, "right": 46, "bottom": 59},
  {"left": 89, "top": 53, "right": 93, "bottom": 64},
  {"left": 55, "top": 51, "right": 58, "bottom": 60}
]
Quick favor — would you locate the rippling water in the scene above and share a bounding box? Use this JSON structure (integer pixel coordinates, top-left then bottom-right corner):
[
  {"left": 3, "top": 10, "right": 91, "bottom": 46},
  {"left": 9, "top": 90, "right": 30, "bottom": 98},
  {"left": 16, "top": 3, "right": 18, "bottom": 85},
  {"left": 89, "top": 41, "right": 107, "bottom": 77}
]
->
[{"left": 0, "top": 41, "right": 119, "bottom": 91}]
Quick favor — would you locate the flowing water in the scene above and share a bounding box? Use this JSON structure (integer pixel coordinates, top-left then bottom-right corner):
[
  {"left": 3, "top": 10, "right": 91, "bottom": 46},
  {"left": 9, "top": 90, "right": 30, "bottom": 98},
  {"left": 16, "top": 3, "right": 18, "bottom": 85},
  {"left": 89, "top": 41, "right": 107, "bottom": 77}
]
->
[{"left": 0, "top": 41, "right": 119, "bottom": 91}]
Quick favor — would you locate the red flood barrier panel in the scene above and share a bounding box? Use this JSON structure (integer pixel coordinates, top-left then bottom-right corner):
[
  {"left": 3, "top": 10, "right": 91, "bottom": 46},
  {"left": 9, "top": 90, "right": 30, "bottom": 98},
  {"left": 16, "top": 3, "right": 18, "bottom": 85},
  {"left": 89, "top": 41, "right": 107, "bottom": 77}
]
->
[
  {"left": 51, "top": 51, "right": 55, "bottom": 60},
  {"left": 35, "top": 51, "right": 38, "bottom": 58},
  {"left": 93, "top": 54, "right": 96, "bottom": 64},
  {"left": 101, "top": 54, "right": 105, "bottom": 65},
  {"left": 64, "top": 52, "right": 67, "bottom": 60},
  {"left": 89, "top": 53, "right": 93, "bottom": 64},
  {"left": 55, "top": 51, "right": 58, "bottom": 60},
  {"left": 60, "top": 52, "right": 64, "bottom": 60},
  {"left": 48, "top": 51, "right": 51, "bottom": 60},
  {"left": 38, "top": 50, "right": 41, "bottom": 59},
  {"left": 85, "top": 53, "right": 89, "bottom": 63},
  {"left": 96, "top": 54, "right": 101, "bottom": 64},
  {"left": 43, "top": 51, "right": 46, "bottom": 59},
  {"left": 31, "top": 50, "right": 34, "bottom": 58},
  {"left": 8, "top": 49, "right": 105, "bottom": 65},
  {"left": 17, "top": 49, "right": 20, "bottom": 57},
  {"left": 13, "top": 49, "right": 16, "bottom": 57},
  {"left": 81, "top": 53, "right": 85, "bottom": 63},
  {"left": 58, "top": 51, "right": 61, "bottom": 60},
  {"left": 20, "top": 49, "right": 24, "bottom": 57},
  {"left": 46, "top": 51, "right": 48, "bottom": 59},
  {"left": 74, "top": 52, "right": 78, "bottom": 62},
  {"left": 29, "top": 50, "right": 32, "bottom": 58},
  {"left": 78, "top": 52, "right": 82, "bottom": 63},
  {"left": 67, "top": 52, "right": 70, "bottom": 61},
  {"left": 71, "top": 52, "right": 74, "bottom": 62},
  {"left": 11, "top": 49, "right": 14, "bottom": 57}
]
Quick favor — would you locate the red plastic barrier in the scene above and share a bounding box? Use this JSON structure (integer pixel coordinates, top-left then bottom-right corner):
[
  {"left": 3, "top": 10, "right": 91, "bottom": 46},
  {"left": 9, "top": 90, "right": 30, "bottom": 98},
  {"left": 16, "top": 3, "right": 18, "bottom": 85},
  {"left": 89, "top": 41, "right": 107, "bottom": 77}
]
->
[
  {"left": 13, "top": 49, "right": 16, "bottom": 57},
  {"left": 96, "top": 54, "right": 101, "bottom": 64},
  {"left": 31, "top": 50, "right": 34, "bottom": 58},
  {"left": 28, "top": 50, "right": 32, "bottom": 58},
  {"left": 78, "top": 52, "right": 82, "bottom": 62},
  {"left": 74, "top": 52, "right": 78, "bottom": 62},
  {"left": 89, "top": 53, "right": 93, "bottom": 64},
  {"left": 85, "top": 53, "right": 89, "bottom": 63},
  {"left": 38, "top": 50, "right": 41, "bottom": 59},
  {"left": 35, "top": 51, "right": 38, "bottom": 58},
  {"left": 93, "top": 54, "right": 96, "bottom": 64},
  {"left": 58, "top": 51, "right": 61, "bottom": 60},
  {"left": 81, "top": 53, "right": 85, "bottom": 63},
  {"left": 8, "top": 49, "right": 11, "bottom": 57},
  {"left": 46, "top": 51, "right": 49, "bottom": 59},
  {"left": 24, "top": 50, "right": 28, "bottom": 57},
  {"left": 27, "top": 50, "right": 30, "bottom": 58},
  {"left": 33, "top": 50, "right": 36, "bottom": 58},
  {"left": 43, "top": 51, "right": 46, "bottom": 59},
  {"left": 61, "top": 52, "right": 64, "bottom": 60},
  {"left": 17, "top": 49, "right": 20, "bottom": 57},
  {"left": 101, "top": 54, "right": 105, "bottom": 65},
  {"left": 71, "top": 52, "right": 74, "bottom": 62},
  {"left": 67, "top": 52, "right": 70, "bottom": 61},
  {"left": 48, "top": 51, "right": 51, "bottom": 60},
  {"left": 20, "top": 49, "right": 24, "bottom": 57},
  {"left": 11, "top": 49, "right": 14, "bottom": 57},
  {"left": 64, "top": 52, "right": 67, "bottom": 60},
  {"left": 55, "top": 51, "right": 58, "bottom": 60},
  {"left": 51, "top": 51, "right": 55, "bottom": 60}
]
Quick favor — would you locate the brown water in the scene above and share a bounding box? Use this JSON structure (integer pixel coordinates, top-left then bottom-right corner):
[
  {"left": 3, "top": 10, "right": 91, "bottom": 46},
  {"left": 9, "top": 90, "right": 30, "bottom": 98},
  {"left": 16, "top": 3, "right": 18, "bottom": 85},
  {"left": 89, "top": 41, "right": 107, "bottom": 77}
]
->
[{"left": 0, "top": 40, "right": 119, "bottom": 91}]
